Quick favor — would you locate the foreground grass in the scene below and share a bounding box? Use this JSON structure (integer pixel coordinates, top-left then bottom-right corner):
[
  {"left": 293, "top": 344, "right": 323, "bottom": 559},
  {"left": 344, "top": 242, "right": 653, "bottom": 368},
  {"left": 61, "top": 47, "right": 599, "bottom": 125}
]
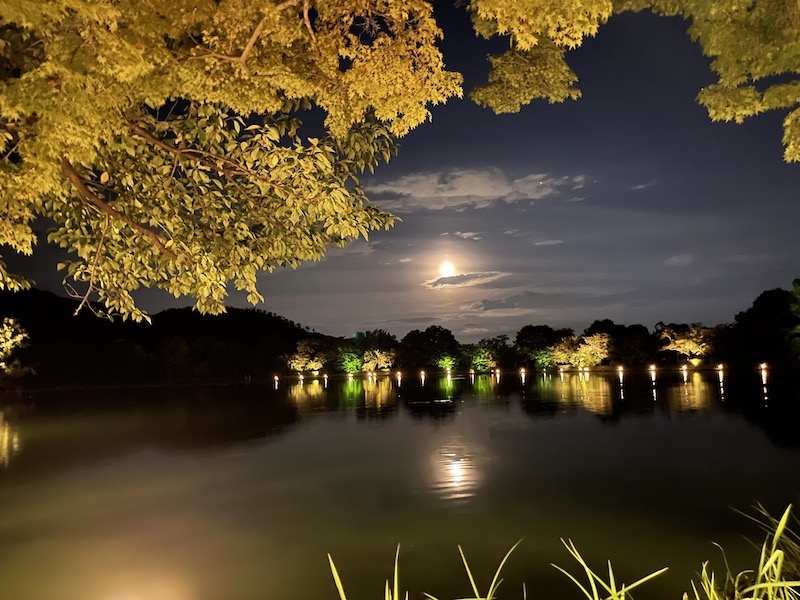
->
[{"left": 328, "top": 506, "right": 800, "bottom": 600}]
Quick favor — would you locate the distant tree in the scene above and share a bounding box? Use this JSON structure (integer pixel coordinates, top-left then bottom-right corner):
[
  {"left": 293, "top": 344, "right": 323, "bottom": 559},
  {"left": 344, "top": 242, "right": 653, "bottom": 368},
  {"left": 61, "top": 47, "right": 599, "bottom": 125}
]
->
[
  {"left": 436, "top": 354, "right": 457, "bottom": 371},
  {"left": 0, "top": 317, "right": 27, "bottom": 376},
  {"left": 551, "top": 336, "right": 581, "bottom": 367},
  {"left": 464, "top": 344, "right": 495, "bottom": 371},
  {"left": 287, "top": 339, "right": 325, "bottom": 373},
  {"left": 337, "top": 348, "right": 363, "bottom": 374},
  {"left": 551, "top": 333, "right": 610, "bottom": 368},
  {"left": 359, "top": 330, "right": 399, "bottom": 351},
  {"left": 397, "top": 326, "right": 460, "bottom": 369},
  {"left": 575, "top": 333, "right": 611, "bottom": 367},
  {"left": 791, "top": 279, "right": 800, "bottom": 360},
  {"left": 362, "top": 348, "right": 396, "bottom": 372},
  {"left": 584, "top": 319, "right": 656, "bottom": 365},
  {"left": 717, "top": 287, "right": 800, "bottom": 366},
  {"left": 657, "top": 323, "right": 712, "bottom": 361},
  {"left": 478, "top": 335, "right": 515, "bottom": 369},
  {"left": 515, "top": 324, "right": 573, "bottom": 367}
]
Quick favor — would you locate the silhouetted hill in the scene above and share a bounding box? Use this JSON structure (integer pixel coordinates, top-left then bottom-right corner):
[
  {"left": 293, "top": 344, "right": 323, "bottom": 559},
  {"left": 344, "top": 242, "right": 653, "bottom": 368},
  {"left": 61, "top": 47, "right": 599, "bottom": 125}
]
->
[{"left": 0, "top": 289, "right": 329, "bottom": 385}]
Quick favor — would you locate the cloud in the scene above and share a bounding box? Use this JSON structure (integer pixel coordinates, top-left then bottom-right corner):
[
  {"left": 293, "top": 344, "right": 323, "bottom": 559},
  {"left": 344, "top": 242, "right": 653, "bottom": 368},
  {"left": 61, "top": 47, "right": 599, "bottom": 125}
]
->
[
  {"left": 453, "top": 231, "right": 483, "bottom": 241},
  {"left": 532, "top": 239, "right": 563, "bottom": 246},
  {"left": 398, "top": 257, "right": 413, "bottom": 263},
  {"left": 461, "top": 327, "right": 490, "bottom": 336},
  {"left": 664, "top": 253, "right": 695, "bottom": 267},
  {"left": 631, "top": 179, "right": 658, "bottom": 190},
  {"left": 423, "top": 271, "right": 509, "bottom": 289},
  {"left": 503, "top": 228, "right": 523, "bottom": 237},
  {"left": 366, "top": 168, "right": 589, "bottom": 212}
]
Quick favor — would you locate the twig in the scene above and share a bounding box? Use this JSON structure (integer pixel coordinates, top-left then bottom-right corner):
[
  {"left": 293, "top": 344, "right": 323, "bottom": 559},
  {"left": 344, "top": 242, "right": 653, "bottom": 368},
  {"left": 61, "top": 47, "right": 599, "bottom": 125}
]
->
[
  {"left": 1, "top": 133, "right": 24, "bottom": 161},
  {"left": 127, "top": 122, "right": 293, "bottom": 192},
  {"left": 73, "top": 214, "right": 110, "bottom": 316},
  {"left": 60, "top": 157, "right": 178, "bottom": 261},
  {"left": 302, "top": 0, "right": 318, "bottom": 45},
  {"left": 182, "top": 0, "right": 307, "bottom": 63}
]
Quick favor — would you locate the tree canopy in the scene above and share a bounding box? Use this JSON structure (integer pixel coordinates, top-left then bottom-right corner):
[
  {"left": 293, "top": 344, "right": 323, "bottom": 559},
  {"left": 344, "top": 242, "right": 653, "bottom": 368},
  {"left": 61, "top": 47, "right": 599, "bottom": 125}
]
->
[{"left": 2, "top": 0, "right": 798, "bottom": 318}]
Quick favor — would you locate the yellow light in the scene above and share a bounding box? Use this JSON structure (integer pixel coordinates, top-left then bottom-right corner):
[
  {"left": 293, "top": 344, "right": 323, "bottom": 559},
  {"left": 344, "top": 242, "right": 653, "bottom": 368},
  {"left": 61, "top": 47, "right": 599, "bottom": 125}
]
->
[
  {"left": 469, "top": 368, "right": 475, "bottom": 374},
  {"left": 716, "top": 364, "right": 724, "bottom": 370},
  {"left": 759, "top": 362, "right": 768, "bottom": 370},
  {"left": 520, "top": 368, "right": 526, "bottom": 375},
  {"left": 617, "top": 366, "right": 624, "bottom": 372},
  {"left": 420, "top": 370, "right": 426, "bottom": 377},
  {"left": 649, "top": 364, "right": 656, "bottom": 371},
  {"left": 273, "top": 375, "right": 279, "bottom": 381}
]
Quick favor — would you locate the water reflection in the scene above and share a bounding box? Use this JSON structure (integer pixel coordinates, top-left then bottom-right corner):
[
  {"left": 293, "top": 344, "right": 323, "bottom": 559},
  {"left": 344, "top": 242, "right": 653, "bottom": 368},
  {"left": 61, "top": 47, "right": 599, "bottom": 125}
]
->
[
  {"left": 431, "top": 438, "right": 479, "bottom": 501},
  {"left": 364, "top": 376, "right": 394, "bottom": 408},
  {"left": 0, "top": 411, "right": 20, "bottom": 468},
  {"left": 288, "top": 378, "right": 327, "bottom": 408},
  {"left": 665, "top": 372, "right": 711, "bottom": 413},
  {"left": 558, "top": 373, "right": 614, "bottom": 416}
]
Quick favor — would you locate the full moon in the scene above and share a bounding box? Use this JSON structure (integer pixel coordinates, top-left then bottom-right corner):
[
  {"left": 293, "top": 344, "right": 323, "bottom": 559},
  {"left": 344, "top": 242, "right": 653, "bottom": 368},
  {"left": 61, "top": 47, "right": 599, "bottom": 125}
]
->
[{"left": 439, "top": 261, "right": 456, "bottom": 278}]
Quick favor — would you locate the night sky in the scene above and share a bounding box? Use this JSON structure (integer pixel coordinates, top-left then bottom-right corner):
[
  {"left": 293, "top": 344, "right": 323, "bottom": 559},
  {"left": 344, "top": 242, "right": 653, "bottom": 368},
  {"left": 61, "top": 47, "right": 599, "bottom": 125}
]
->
[{"left": 19, "top": 7, "right": 800, "bottom": 342}]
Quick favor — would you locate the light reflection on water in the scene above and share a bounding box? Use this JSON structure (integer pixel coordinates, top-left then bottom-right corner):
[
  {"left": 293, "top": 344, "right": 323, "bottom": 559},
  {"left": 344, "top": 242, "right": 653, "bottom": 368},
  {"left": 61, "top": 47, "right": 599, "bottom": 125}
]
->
[
  {"left": 431, "top": 437, "right": 481, "bottom": 501},
  {"left": 0, "top": 410, "right": 20, "bottom": 468}
]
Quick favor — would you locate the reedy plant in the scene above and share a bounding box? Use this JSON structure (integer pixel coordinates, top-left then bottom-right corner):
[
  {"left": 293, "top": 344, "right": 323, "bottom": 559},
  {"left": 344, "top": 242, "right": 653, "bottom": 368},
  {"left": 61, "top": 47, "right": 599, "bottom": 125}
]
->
[
  {"left": 328, "top": 539, "right": 667, "bottom": 600},
  {"left": 326, "top": 506, "right": 800, "bottom": 600},
  {"left": 691, "top": 505, "right": 800, "bottom": 600}
]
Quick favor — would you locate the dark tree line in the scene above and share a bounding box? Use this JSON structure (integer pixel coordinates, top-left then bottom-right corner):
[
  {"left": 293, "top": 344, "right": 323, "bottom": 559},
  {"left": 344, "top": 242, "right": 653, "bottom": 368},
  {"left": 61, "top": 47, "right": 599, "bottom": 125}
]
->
[{"left": 1, "top": 282, "right": 799, "bottom": 385}]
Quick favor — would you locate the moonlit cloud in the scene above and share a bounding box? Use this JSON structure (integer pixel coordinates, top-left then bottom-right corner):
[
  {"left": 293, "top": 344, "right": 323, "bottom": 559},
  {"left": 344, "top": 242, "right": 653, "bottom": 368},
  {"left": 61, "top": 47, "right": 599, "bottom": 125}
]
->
[
  {"left": 453, "top": 231, "right": 483, "bottom": 240},
  {"left": 631, "top": 179, "right": 658, "bottom": 190},
  {"left": 398, "top": 257, "right": 413, "bottom": 263},
  {"left": 423, "top": 271, "right": 509, "bottom": 289},
  {"left": 461, "top": 327, "right": 490, "bottom": 336},
  {"left": 366, "top": 168, "right": 589, "bottom": 212},
  {"left": 664, "top": 254, "right": 695, "bottom": 267},
  {"left": 532, "top": 239, "right": 563, "bottom": 246}
]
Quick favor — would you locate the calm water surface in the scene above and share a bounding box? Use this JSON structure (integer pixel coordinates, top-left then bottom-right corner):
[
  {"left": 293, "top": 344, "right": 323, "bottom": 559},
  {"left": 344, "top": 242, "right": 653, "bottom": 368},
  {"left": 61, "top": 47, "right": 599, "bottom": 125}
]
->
[{"left": 0, "top": 369, "right": 799, "bottom": 600}]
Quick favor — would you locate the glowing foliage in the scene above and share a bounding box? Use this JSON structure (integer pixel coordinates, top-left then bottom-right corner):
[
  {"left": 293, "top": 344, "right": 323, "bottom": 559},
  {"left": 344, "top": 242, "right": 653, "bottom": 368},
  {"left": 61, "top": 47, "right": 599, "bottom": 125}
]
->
[
  {"left": 0, "top": 0, "right": 459, "bottom": 318},
  {"left": 287, "top": 338, "right": 325, "bottom": 373},
  {"left": 0, "top": 317, "right": 26, "bottom": 374},
  {"left": 551, "top": 333, "right": 610, "bottom": 367},
  {"left": 1, "top": 0, "right": 798, "bottom": 319},
  {"left": 659, "top": 323, "right": 712, "bottom": 360},
  {"left": 362, "top": 348, "right": 396, "bottom": 372}
]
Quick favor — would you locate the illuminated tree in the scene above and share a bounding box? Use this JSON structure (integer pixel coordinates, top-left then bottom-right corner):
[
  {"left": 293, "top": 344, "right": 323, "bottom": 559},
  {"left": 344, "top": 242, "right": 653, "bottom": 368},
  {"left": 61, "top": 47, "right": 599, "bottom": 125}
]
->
[
  {"left": 3, "top": 0, "right": 797, "bottom": 319},
  {"left": 362, "top": 348, "right": 396, "bottom": 372},
  {"left": 658, "top": 323, "right": 712, "bottom": 361},
  {"left": 466, "top": 345, "right": 495, "bottom": 371},
  {"left": 436, "top": 354, "right": 457, "bottom": 371},
  {"left": 515, "top": 324, "right": 573, "bottom": 367},
  {"left": 337, "top": 349, "right": 363, "bottom": 374},
  {"left": 287, "top": 338, "right": 324, "bottom": 373},
  {"left": 551, "top": 333, "right": 610, "bottom": 367},
  {"left": 0, "top": 317, "right": 26, "bottom": 375},
  {"left": 0, "top": 0, "right": 458, "bottom": 319}
]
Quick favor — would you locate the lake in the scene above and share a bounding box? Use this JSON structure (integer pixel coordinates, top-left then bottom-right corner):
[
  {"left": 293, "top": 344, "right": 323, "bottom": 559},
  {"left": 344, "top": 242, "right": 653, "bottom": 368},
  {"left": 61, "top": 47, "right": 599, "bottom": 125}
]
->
[{"left": 0, "top": 368, "right": 798, "bottom": 600}]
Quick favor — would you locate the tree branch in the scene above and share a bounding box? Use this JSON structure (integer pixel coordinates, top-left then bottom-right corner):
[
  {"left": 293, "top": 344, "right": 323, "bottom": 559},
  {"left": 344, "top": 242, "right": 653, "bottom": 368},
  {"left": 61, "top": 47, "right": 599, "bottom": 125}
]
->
[
  {"left": 183, "top": 0, "right": 309, "bottom": 63},
  {"left": 127, "top": 122, "right": 292, "bottom": 192},
  {"left": 302, "top": 0, "right": 318, "bottom": 45},
  {"left": 60, "top": 157, "right": 178, "bottom": 261}
]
